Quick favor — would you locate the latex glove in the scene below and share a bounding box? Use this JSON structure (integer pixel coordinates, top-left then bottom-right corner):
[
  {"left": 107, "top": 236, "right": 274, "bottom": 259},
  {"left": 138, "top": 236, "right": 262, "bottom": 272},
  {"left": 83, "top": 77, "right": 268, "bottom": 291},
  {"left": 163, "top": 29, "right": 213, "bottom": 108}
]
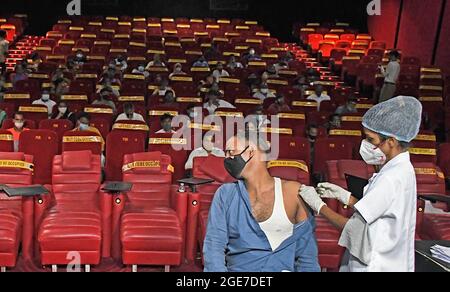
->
[
  {"left": 299, "top": 185, "right": 326, "bottom": 215},
  {"left": 317, "top": 182, "right": 351, "bottom": 205}
]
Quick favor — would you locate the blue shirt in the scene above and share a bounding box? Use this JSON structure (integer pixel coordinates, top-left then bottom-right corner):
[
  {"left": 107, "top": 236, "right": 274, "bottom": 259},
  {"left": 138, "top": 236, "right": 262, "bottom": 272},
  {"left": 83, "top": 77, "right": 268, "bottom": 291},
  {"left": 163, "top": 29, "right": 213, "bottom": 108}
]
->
[{"left": 203, "top": 181, "right": 320, "bottom": 272}]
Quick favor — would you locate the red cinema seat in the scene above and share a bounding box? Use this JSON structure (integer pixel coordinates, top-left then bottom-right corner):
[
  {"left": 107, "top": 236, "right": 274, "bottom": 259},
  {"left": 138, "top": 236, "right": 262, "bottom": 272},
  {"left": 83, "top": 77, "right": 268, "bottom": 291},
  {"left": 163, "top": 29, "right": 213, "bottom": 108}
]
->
[
  {"left": 318, "top": 41, "right": 336, "bottom": 59},
  {"left": 267, "top": 159, "right": 310, "bottom": 185},
  {"left": 62, "top": 131, "right": 103, "bottom": 155},
  {"left": 148, "top": 133, "right": 189, "bottom": 181},
  {"left": 188, "top": 155, "right": 235, "bottom": 262},
  {"left": 84, "top": 105, "right": 115, "bottom": 125},
  {"left": 39, "top": 119, "right": 74, "bottom": 150},
  {"left": 277, "top": 136, "right": 310, "bottom": 166},
  {"left": 18, "top": 130, "right": 58, "bottom": 185},
  {"left": 0, "top": 131, "right": 14, "bottom": 152},
  {"left": 89, "top": 117, "right": 111, "bottom": 141},
  {"left": 18, "top": 105, "right": 49, "bottom": 124},
  {"left": 36, "top": 151, "right": 107, "bottom": 269},
  {"left": 308, "top": 34, "right": 323, "bottom": 51},
  {"left": 112, "top": 152, "right": 186, "bottom": 271},
  {"left": 104, "top": 130, "right": 146, "bottom": 181},
  {"left": 276, "top": 112, "right": 306, "bottom": 137},
  {"left": 438, "top": 143, "right": 450, "bottom": 180},
  {"left": 328, "top": 129, "right": 363, "bottom": 159},
  {"left": 314, "top": 138, "right": 353, "bottom": 180},
  {"left": 409, "top": 132, "right": 438, "bottom": 164},
  {"left": 0, "top": 152, "right": 34, "bottom": 271}
]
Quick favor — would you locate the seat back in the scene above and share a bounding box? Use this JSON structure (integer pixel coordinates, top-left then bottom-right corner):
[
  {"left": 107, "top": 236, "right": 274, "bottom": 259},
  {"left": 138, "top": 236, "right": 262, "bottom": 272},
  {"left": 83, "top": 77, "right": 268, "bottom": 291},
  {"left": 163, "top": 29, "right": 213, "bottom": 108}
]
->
[
  {"left": 122, "top": 152, "right": 173, "bottom": 209},
  {"left": 62, "top": 130, "right": 103, "bottom": 155},
  {"left": 18, "top": 105, "right": 50, "bottom": 124},
  {"left": 18, "top": 130, "right": 58, "bottom": 185},
  {"left": 0, "top": 130, "right": 14, "bottom": 152},
  {"left": 192, "top": 155, "right": 235, "bottom": 211},
  {"left": 277, "top": 136, "right": 310, "bottom": 165},
  {"left": 0, "top": 152, "right": 34, "bottom": 204},
  {"left": 413, "top": 162, "right": 446, "bottom": 196},
  {"left": 267, "top": 159, "right": 310, "bottom": 185},
  {"left": 105, "top": 131, "right": 146, "bottom": 181},
  {"left": 52, "top": 150, "right": 101, "bottom": 205},
  {"left": 314, "top": 138, "right": 353, "bottom": 177},
  {"left": 38, "top": 119, "right": 74, "bottom": 149},
  {"left": 438, "top": 143, "right": 450, "bottom": 178},
  {"left": 148, "top": 133, "right": 189, "bottom": 181}
]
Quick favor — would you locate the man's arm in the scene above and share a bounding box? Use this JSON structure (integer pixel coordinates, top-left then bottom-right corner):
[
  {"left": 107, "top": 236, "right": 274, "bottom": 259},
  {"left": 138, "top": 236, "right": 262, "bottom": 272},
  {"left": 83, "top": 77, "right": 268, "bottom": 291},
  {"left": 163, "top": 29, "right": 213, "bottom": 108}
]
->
[
  {"left": 319, "top": 206, "right": 349, "bottom": 230},
  {"left": 203, "top": 186, "right": 229, "bottom": 272}
]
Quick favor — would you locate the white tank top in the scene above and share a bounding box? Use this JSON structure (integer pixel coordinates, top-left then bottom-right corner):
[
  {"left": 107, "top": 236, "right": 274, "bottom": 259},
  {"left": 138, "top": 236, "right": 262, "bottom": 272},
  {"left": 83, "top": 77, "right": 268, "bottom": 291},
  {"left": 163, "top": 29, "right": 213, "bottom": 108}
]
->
[{"left": 258, "top": 177, "right": 294, "bottom": 251}]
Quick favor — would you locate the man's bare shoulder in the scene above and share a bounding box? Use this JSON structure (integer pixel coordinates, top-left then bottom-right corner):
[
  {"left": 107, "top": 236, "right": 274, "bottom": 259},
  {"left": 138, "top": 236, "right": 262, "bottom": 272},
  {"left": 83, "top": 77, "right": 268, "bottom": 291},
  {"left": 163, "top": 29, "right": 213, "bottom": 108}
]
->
[{"left": 280, "top": 180, "right": 308, "bottom": 221}]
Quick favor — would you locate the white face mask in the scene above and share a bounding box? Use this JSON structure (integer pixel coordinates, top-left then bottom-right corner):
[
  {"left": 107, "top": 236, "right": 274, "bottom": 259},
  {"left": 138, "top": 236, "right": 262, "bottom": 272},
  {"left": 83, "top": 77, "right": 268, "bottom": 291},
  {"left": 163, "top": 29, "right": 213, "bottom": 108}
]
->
[
  {"left": 359, "top": 139, "right": 387, "bottom": 166},
  {"left": 41, "top": 94, "right": 50, "bottom": 101},
  {"left": 58, "top": 107, "right": 67, "bottom": 114},
  {"left": 189, "top": 111, "right": 198, "bottom": 119},
  {"left": 76, "top": 54, "right": 83, "bottom": 58},
  {"left": 138, "top": 66, "right": 145, "bottom": 72},
  {"left": 260, "top": 89, "right": 269, "bottom": 94},
  {"left": 14, "top": 121, "right": 24, "bottom": 129}
]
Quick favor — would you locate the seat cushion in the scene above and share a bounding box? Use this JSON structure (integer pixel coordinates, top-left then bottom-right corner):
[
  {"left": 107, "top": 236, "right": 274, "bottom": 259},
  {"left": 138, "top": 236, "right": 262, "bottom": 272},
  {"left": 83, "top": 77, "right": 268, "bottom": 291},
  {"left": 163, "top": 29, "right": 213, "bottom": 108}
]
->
[
  {"left": 422, "top": 214, "right": 450, "bottom": 240},
  {"left": 38, "top": 208, "right": 102, "bottom": 251},
  {"left": 121, "top": 208, "right": 182, "bottom": 252},
  {"left": 0, "top": 211, "right": 22, "bottom": 254},
  {"left": 315, "top": 216, "right": 343, "bottom": 254}
]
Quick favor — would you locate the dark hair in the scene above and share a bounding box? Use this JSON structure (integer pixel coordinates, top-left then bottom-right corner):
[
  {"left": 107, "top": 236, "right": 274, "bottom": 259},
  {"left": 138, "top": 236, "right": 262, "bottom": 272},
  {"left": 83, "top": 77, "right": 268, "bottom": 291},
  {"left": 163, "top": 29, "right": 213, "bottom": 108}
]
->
[
  {"left": 160, "top": 113, "right": 173, "bottom": 122},
  {"left": 77, "top": 111, "right": 91, "bottom": 121},
  {"left": 388, "top": 50, "right": 400, "bottom": 59},
  {"left": 13, "top": 112, "right": 24, "bottom": 119},
  {"left": 0, "top": 30, "right": 6, "bottom": 39},
  {"left": 330, "top": 113, "right": 341, "bottom": 120},
  {"left": 123, "top": 102, "right": 134, "bottom": 111},
  {"left": 100, "top": 87, "right": 112, "bottom": 95},
  {"left": 307, "top": 124, "right": 318, "bottom": 131},
  {"left": 378, "top": 133, "right": 410, "bottom": 150}
]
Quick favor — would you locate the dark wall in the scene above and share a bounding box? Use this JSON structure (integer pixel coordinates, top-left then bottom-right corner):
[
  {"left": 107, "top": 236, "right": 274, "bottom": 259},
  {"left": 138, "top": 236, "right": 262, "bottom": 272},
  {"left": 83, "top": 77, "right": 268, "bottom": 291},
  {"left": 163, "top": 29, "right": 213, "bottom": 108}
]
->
[
  {"left": 435, "top": 0, "right": 450, "bottom": 76},
  {"left": 367, "top": 0, "right": 401, "bottom": 48},
  {"left": 2, "top": 0, "right": 369, "bottom": 40}
]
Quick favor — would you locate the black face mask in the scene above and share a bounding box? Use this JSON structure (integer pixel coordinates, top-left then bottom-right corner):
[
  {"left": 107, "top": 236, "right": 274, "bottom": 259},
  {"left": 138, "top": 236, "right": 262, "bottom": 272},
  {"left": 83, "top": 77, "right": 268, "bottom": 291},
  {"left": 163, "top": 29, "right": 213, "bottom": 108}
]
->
[
  {"left": 308, "top": 135, "right": 317, "bottom": 141},
  {"left": 224, "top": 146, "right": 252, "bottom": 180}
]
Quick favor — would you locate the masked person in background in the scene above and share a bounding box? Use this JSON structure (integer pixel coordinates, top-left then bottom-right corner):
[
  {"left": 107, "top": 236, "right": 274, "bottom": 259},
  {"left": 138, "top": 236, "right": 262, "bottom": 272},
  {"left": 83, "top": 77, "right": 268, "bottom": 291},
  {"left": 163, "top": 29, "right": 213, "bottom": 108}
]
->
[
  {"left": 299, "top": 96, "right": 422, "bottom": 272},
  {"left": 32, "top": 90, "right": 57, "bottom": 116},
  {"left": 203, "top": 130, "right": 320, "bottom": 272},
  {"left": 115, "top": 102, "right": 145, "bottom": 122},
  {"left": 7, "top": 112, "right": 30, "bottom": 152},
  {"left": 131, "top": 63, "right": 150, "bottom": 78},
  {"left": 51, "top": 101, "right": 76, "bottom": 125}
]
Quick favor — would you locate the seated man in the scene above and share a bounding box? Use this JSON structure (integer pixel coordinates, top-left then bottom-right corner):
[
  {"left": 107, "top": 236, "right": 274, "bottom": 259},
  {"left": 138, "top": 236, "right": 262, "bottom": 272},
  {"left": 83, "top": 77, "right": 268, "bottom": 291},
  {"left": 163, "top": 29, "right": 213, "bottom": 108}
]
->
[
  {"left": 131, "top": 64, "right": 150, "bottom": 78},
  {"left": 7, "top": 112, "right": 30, "bottom": 152},
  {"left": 203, "top": 90, "right": 235, "bottom": 115},
  {"left": 32, "top": 90, "right": 57, "bottom": 116},
  {"left": 253, "top": 83, "right": 275, "bottom": 100},
  {"left": 71, "top": 112, "right": 105, "bottom": 166},
  {"left": 155, "top": 113, "right": 175, "bottom": 134},
  {"left": 307, "top": 85, "right": 330, "bottom": 111},
  {"left": 115, "top": 102, "right": 145, "bottom": 122},
  {"left": 325, "top": 114, "right": 342, "bottom": 133},
  {"left": 184, "top": 134, "right": 225, "bottom": 171},
  {"left": 335, "top": 96, "right": 358, "bottom": 116},
  {"left": 267, "top": 94, "right": 291, "bottom": 115},
  {"left": 92, "top": 87, "right": 117, "bottom": 114},
  {"left": 203, "top": 130, "right": 320, "bottom": 272}
]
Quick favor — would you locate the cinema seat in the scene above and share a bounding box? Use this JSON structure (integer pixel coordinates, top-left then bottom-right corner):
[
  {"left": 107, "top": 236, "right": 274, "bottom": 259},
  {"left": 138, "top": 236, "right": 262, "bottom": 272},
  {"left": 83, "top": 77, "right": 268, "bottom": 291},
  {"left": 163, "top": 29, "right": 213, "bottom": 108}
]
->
[
  {"left": 0, "top": 131, "right": 14, "bottom": 152},
  {"left": 111, "top": 152, "right": 186, "bottom": 272},
  {"left": 188, "top": 155, "right": 235, "bottom": 262},
  {"left": 104, "top": 130, "right": 146, "bottom": 181},
  {"left": 2, "top": 119, "right": 37, "bottom": 130},
  {"left": 62, "top": 130, "right": 103, "bottom": 155},
  {"left": 267, "top": 159, "right": 310, "bottom": 185},
  {"left": 148, "top": 133, "right": 189, "bottom": 181},
  {"left": 0, "top": 152, "right": 34, "bottom": 271},
  {"left": 39, "top": 119, "right": 74, "bottom": 151},
  {"left": 18, "top": 130, "right": 58, "bottom": 185},
  {"left": 278, "top": 136, "right": 310, "bottom": 166},
  {"left": 36, "top": 151, "right": 107, "bottom": 271},
  {"left": 314, "top": 138, "right": 353, "bottom": 181}
]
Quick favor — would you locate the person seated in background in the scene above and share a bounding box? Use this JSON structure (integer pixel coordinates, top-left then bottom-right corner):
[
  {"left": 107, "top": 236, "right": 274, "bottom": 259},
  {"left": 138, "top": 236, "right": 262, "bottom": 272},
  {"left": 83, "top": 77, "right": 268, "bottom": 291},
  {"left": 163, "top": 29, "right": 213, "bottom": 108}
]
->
[
  {"left": 253, "top": 83, "right": 275, "bottom": 100},
  {"left": 10, "top": 63, "right": 28, "bottom": 87},
  {"left": 73, "top": 49, "right": 87, "bottom": 66},
  {"left": 325, "top": 114, "right": 342, "bottom": 133},
  {"left": 113, "top": 55, "right": 128, "bottom": 72},
  {"left": 186, "top": 103, "right": 204, "bottom": 121},
  {"left": 131, "top": 63, "right": 150, "bottom": 78},
  {"left": 92, "top": 87, "right": 117, "bottom": 114},
  {"left": 212, "top": 62, "right": 229, "bottom": 82},
  {"left": 226, "top": 55, "right": 243, "bottom": 70},
  {"left": 280, "top": 51, "right": 294, "bottom": 63},
  {"left": 0, "top": 30, "right": 9, "bottom": 76},
  {"left": 145, "top": 53, "right": 166, "bottom": 69},
  {"left": 97, "top": 76, "right": 120, "bottom": 98},
  {"left": 305, "top": 124, "right": 319, "bottom": 171},
  {"left": 260, "top": 71, "right": 269, "bottom": 86},
  {"left": 101, "top": 65, "right": 122, "bottom": 86},
  {"left": 335, "top": 96, "right": 358, "bottom": 116},
  {"left": 160, "top": 90, "right": 178, "bottom": 108},
  {"left": 7, "top": 113, "right": 30, "bottom": 152},
  {"left": 72, "top": 112, "right": 105, "bottom": 165},
  {"left": 197, "top": 73, "right": 216, "bottom": 95},
  {"left": 151, "top": 78, "right": 174, "bottom": 97},
  {"left": 50, "top": 78, "right": 70, "bottom": 99},
  {"left": 27, "top": 52, "right": 42, "bottom": 72},
  {"left": 242, "top": 47, "right": 261, "bottom": 64},
  {"left": 115, "top": 102, "right": 145, "bottom": 122},
  {"left": 248, "top": 105, "right": 270, "bottom": 130},
  {"left": 267, "top": 94, "right": 291, "bottom": 115},
  {"left": 266, "top": 65, "right": 279, "bottom": 78},
  {"left": 0, "top": 75, "right": 7, "bottom": 101},
  {"left": 273, "top": 60, "right": 289, "bottom": 73},
  {"left": 192, "top": 55, "right": 209, "bottom": 68},
  {"left": 292, "top": 75, "right": 309, "bottom": 97},
  {"left": 155, "top": 113, "right": 176, "bottom": 134},
  {"left": 307, "top": 85, "right": 330, "bottom": 111},
  {"left": 32, "top": 90, "right": 57, "bottom": 116},
  {"left": 184, "top": 134, "right": 225, "bottom": 172},
  {"left": 204, "top": 42, "right": 220, "bottom": 60},
  {"left": 169, "top": 63, "right": 187, "bottom": 78},
  {"left": 51, "top": 101, "right": 76, "bottom": 125},
  {"left": 203, "top": 90, "right": 235, "bottom": 115}
]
